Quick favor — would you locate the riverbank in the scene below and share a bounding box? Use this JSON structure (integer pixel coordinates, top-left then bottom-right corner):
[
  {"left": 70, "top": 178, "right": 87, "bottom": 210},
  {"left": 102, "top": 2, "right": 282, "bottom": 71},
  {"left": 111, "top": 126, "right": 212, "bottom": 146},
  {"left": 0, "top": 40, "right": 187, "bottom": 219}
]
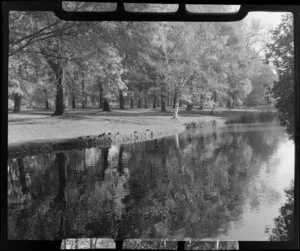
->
[{"left": 8, "top": 108, "right": 227, "bottom": 156}]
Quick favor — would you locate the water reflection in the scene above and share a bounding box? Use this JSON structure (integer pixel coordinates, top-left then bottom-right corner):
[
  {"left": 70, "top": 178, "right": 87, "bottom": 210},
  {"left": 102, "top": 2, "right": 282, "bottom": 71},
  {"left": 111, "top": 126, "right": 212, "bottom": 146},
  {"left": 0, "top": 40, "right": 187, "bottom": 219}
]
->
[
  {"left": 8, "top": 125, "right": 294, "bottom": 240},
  {"left": 265, "top": 182, "right": 294, "bottom": 241}
]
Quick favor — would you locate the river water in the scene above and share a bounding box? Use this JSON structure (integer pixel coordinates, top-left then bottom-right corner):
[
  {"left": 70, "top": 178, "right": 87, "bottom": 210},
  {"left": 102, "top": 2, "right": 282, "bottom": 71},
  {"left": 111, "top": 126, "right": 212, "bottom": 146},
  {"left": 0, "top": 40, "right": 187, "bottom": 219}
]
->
[{"left": 7, "top": 124, "right": 294, "bottom": 240}]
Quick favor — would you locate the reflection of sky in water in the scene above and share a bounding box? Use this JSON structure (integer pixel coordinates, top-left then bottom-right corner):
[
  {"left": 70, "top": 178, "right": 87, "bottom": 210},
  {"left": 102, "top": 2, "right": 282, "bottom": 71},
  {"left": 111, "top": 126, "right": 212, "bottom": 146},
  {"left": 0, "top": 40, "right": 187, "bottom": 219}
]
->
[{"left": 218, "top": 137, "right": 294, "bottom": 241}]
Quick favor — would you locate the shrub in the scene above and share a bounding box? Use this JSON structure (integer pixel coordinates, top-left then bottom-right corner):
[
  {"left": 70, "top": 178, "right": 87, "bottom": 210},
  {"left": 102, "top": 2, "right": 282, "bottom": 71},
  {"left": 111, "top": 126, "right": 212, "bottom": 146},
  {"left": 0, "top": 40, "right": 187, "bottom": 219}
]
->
[
  {"left": 258, "top": 112, "right": 277, "bottom": 122},
  {"left": 225, "top": 112, "right": 277, "bottom": 124},
  {"left": 239, "top": 113, "right": 258, "bottom": 123}
]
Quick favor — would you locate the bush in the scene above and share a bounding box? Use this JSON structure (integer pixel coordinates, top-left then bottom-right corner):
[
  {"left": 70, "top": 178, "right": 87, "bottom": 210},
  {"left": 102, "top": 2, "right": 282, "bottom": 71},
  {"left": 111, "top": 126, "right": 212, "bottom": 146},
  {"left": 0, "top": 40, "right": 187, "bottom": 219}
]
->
[
  {"left": 258, "top": 111, "right": 277, "bottom": 122},
  {"left": 225, "top": 112, "right": 277, "bottom": 124},
  {"left": 239, "top": 113, "right": 258, "bottom": 123}
]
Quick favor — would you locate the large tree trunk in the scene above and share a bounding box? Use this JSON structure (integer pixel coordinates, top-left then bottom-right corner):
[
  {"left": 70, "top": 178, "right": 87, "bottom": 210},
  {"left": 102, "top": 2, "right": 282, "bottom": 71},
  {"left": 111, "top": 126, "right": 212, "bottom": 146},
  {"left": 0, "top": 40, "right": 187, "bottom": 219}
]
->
[
  {"left": 53, "top": 71, "right": 64, "bottom": 116},
  {"left": 13, "top": 93, "right": 21, "bottom": 113},
  {"left": 81, "top": 79, "right": 85, "bottom": 108},
  {"left": 40, "top": 48, "right": 64, "bottom": 116},
  {"left": 153, "top": 94, "right": 157, "bottom": 109},
  {"left": 98, "top": 77, "right": 104, "bottom": 109},
  {"left": 103, "top": 98, "right": 111, "bottom": 112},
  {"left": 119, "top": 90, "right": 124, "bottom": 109},
  {"left": 173, "top": 93, "right": 177, "bottom": 109},
  {"left": 138, "top": 98, "right": 141, "bottom": 108},
  {"left": 130, "top": 97, "right": 134, "bottom": 108},
  {"left": 161, "top": 94, "right": 166, "bottom": 112}
]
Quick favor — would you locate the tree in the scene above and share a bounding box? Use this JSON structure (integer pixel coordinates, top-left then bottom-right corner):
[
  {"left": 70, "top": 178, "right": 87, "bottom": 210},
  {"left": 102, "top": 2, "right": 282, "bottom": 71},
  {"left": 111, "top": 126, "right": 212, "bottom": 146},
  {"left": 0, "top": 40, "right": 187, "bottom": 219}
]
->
[
  {"left": 8, "top": 48, "right": 54, "bottom": 111},
  {"left": 266, "top": 183, "right": 294, "bottom": 241},
  {"left": 9, "top": 10, "right": 118, "bottom": 115},
  {"left": 266, "top": 14, "right": 294, "bottom": 139},
  {"left": 245, "top": 65, "right": 277, "bottom": 107}
]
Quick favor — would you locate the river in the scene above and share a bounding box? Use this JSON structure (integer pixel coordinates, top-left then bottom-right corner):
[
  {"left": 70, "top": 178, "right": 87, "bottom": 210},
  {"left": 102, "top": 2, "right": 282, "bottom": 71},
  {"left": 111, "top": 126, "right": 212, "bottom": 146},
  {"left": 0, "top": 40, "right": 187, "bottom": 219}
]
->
[{"left": 7, "top": 124, "right": 294, "bottom": 240}]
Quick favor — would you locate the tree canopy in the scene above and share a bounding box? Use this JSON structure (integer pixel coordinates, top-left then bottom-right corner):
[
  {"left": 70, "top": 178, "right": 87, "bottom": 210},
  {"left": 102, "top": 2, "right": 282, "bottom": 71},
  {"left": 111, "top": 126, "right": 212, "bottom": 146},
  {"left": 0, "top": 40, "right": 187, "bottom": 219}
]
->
[
  {"left": 266, "top": 14, "right": 294, "bottom": 139},
  {"left": 8, "top": 5, "right": 279, "bottom": 115}
]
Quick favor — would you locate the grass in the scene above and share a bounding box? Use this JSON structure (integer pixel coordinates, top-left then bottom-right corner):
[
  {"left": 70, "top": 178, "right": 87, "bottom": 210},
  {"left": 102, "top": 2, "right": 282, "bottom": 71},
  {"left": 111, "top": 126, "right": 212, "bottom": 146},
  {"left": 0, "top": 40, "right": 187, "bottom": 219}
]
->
[
  {"left": 8, "top": 107, "right": 278, "bottom": 156},
  {"left": 8, "top": 107, "right": 225, "bottom": 151}
]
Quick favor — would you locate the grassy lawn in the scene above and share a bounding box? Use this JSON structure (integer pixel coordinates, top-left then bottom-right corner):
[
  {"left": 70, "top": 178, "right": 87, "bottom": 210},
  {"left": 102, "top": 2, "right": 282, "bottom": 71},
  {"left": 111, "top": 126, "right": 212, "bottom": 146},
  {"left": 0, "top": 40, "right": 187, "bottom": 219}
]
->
[
  {"left": 8, "top": 107, "right": 228, "bottom": 145},
  {"left": 8, "top": 106, "right": 274, "bottom": 146}
]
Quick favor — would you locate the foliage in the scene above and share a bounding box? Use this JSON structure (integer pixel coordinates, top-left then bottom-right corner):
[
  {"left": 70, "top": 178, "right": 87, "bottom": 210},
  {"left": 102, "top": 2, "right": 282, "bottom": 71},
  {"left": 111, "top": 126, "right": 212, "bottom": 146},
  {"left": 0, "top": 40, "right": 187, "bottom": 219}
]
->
[
  {"left": 8, "top": 5, "right": 281, "bottom": 114},
  {"left": 265, "top": 182, "right": 294, "bottom": 241},
  {"left": 266, "top": 14, "right": 294, "bottom": 139},
  {"left": 225, "top": 112, "right": 277, "bottom": 124},
  {"left": 245, "top": 65, "right": 278, "bottom": 107}
]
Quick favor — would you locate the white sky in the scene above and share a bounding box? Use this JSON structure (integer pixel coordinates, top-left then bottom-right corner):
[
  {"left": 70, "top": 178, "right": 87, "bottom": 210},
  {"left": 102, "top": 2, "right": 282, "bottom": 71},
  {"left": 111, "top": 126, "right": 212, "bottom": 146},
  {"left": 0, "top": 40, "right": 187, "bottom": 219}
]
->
[{"left": 245, "top": 11, "right": 286, "bottom": 30}]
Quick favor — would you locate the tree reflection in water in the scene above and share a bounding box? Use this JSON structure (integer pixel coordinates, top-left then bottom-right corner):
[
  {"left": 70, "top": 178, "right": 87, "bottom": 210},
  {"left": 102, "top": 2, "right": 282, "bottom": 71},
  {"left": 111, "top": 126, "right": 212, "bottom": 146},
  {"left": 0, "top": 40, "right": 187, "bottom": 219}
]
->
[
  {"left": 7, "top": 125, "right": 291, "bottom": 240},
  {"left": 265, "top": 182, "right": 294, "bottom": 241}
]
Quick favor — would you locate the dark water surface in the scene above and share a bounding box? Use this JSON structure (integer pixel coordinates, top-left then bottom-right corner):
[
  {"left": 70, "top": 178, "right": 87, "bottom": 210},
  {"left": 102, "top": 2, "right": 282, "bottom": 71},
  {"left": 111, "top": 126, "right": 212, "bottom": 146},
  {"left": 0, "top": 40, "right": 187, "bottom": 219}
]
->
[{"left": 8, "top": 124, "right": 294, "bottom": 240}]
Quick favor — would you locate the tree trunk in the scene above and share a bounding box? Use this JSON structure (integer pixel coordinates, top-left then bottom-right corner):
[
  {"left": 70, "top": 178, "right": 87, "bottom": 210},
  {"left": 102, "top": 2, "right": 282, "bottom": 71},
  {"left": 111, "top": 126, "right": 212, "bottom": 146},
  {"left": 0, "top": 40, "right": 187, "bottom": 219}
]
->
[
  {"left": 98, "top": 77, "right": 104, "bottom": 109},
  {"left": 166, "top": 94, "right": 169, "bottom": 106},
  {"left": 179, "top": 99, "right": 182, "bottom": 107},
  {"left": 130, "top": 97, "right": 134, "bottom": 108},
  {"left": 173, "top": 105, "right": 179, "bottom": 119},
  {"left": 13, "top": 93, "right": 21, "bottom": 113},
  {"left": 173, "top": 93, "right": 177, "bottom": 109},
  {"left": 52, "top": 70, "right": 64, "bottom": 116},
  {"left": 199, "top": 93, "right": 204, "bottom": 110},
  {"left": 17, "top": 158, "right": 29, "bottom": 194},
  {"left": 45, "top": 100, "right": 49, "bottom": 110},
  {"left": 118, "top": 145, "right": 124, "bottom": 175},
  {"left": 100, "top": 148, "right": 109, "bottom": 180},
  {"left": 212, "top": 90, "right": 218, "bottom": 103},
  {"left": 144, "top": 87, "right": 148, "bottom": 108},
  {"left": 161, "top": 95, "right": 166, "bottom": 112},
  {"left": 138, "top": 98, "right": 141, "bottom": 108},
  {"left": 144, "top": 96, "right": 148, "bottom": 108},
  {"left": 119, "top": 90, "right": 124, "bottom": 109},
  {"left": 72, "top": 96, "right": 76, "bottom": 109},
  {"left": 54, "top": 152, "right": 66, "bottom": 204},
  {"left": 186, "top": 103, "right": 193, "bottom": 111},
  {"left": 153, "top": 94, "right": 157, "bottom": 109},
  {"left": 81, "top": 79, "right": 85, "bottom": 108},
  {"left": 44, "top": 89, "right": 49, "bottom": 109},
  {"left": 40, "top": 48, "right": 64, "bottom": 116},
  {"left": 103, "top": 98, "right": 111, "bottom": 112}
]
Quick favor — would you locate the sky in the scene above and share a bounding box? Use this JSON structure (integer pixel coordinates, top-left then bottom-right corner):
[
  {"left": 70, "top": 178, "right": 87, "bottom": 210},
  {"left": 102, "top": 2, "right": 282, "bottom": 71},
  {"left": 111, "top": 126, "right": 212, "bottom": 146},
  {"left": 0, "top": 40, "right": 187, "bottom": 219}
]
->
[{"left": 245, "top": 11, "right": 285, "bottom": 30}]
